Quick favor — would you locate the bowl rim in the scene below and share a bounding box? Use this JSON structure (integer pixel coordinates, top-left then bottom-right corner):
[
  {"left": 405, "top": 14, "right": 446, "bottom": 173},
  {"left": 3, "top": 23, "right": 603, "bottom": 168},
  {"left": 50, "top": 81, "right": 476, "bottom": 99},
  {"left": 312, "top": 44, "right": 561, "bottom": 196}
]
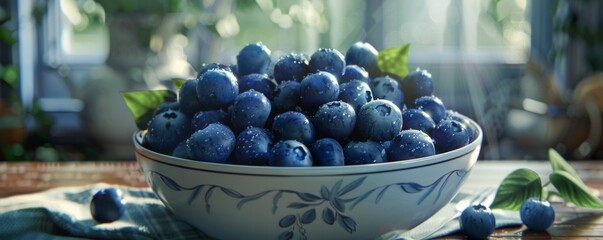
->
[{"left": 133, "top": 113, "right": 482, "bottom": 176}]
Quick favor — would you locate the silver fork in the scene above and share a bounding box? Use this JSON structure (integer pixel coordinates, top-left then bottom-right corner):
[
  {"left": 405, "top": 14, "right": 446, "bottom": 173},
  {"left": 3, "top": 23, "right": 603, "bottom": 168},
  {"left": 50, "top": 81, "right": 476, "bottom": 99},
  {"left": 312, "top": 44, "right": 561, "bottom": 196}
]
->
[{"left": 400, "top": 187, "right": 498, "bottom": 240}]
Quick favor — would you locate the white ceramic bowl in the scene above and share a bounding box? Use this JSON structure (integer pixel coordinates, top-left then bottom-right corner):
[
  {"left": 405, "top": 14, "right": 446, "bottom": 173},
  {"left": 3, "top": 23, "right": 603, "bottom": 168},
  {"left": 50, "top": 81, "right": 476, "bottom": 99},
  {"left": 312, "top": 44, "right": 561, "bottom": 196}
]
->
[{"left": 134, "top": 114, "right": 482, "bottom": 240}]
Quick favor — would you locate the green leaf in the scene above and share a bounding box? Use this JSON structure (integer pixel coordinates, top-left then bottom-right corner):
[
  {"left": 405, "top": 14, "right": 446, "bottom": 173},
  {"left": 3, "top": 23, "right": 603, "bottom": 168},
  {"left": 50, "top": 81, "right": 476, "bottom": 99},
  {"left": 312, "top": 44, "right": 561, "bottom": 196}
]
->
[
  {"left": 550, "top": 171, "right": 603, "bottom": 208},
  {"left": 377, "top": 44, "right": 410, "bottom": 78},
  {"left": 172, "top": 78, "right": 186, "bottom": 91},
  {"left": 0, "top": 65, "right": 19, "bottom": 87},
  {"left": 549, "top": 148, "right": 579, "bottom": 179},
  {"left": 120, "top": 90, "right": 176, "bottom": 130},
  {"left": 0, "top": 27, "right": 16, "bottom": 45},
  {"left": 490, "top": 168, "right": 543, "bottom": 210}
]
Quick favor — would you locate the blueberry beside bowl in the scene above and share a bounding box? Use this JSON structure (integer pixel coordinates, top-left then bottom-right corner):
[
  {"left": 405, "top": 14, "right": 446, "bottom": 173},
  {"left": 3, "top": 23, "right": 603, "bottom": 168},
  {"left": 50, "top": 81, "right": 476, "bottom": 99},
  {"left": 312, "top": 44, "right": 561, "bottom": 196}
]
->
[{"left": 133, "top": 113, "right": 482, "bottom": 240}]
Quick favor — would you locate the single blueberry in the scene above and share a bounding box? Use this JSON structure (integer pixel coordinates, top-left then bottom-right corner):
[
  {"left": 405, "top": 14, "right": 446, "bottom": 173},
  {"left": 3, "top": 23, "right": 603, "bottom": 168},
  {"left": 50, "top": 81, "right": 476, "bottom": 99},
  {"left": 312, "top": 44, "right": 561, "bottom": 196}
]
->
[
  {"left": 271, "top": 111, "right": 316, "bottom": 146},
  {"left": 238, "top": 73, "right": 277, "bottom": 99},
  {"left": 460, "top": 204, "right": 496, "bottom": 239},
  {"left": 299, "top": 71, "right": 340, "bottom": 113},
  {"left": 154, "top": 101, "right": 179, "bottom": 115},
  {"left": 354, "top": 99, "right": 403, "bottom": 142},
  {"left": 197, "top": 63, "right": 232, "bottom": 78},
  {"left": 312, "top": 101, "right": 356, "bottom": 141},
  {"left": 272, "top": 80, "right": 301, "bottom": 114},
  {"left": 520, "top": 198, "right": 555, "bottom": 231},
  {"left": 146, "top": 110, "right": 192, "bottom": 155},
  {"left": 172, "top": 140, "right": 190, "bottom": 159},
  {"left": 186, "top": 123, "right": 236, "bottom": 163},
  {"left": 273, "top": 52, "right": 310, "bottom": 83},
  {"left": 387, "top": 129, "right": 435, "bottom": 161},
  {"left": 444, "top": 110, "right": 476, "bottom": 141},
  {"left": 309, "top": 48, "right": 346, "bottom": 78},
  {"left": 340, "top": 65, "right": 370, "bottom": 84},
  {"left": 191, "top": 109, "right": 229, "bottom": 132},
  {"left": 345, "top": 41, "right": 379, "bottom": 76},
  {"left": 370, "top": 76, "right": 404, "bottom": 109},
  {"left": 401, "top": 68, "right": 434, "bottom": 105},
  {"left": 234, "top": 127, "right": 273, "bottom": 165},
  {"left": 343, "top": 140, "right": 387, "bottom": 165},
  {"left": 236, "top": 42, "right": 271, "bottom": 75},
  {"left": 414, "top": 95, "right": 446, "bottom": 123},
  {"left": 402, "top": 108, "right": 436, "bottom": 134},
  {"left": 90, "top": 188, "right": 125, "bottom": 223},
  {"left": 178, "top": 79, "right": 203, "bottom": 116},
  {"left": 269, "top": 140, "right": 313, "bottom": 167},
  {"left": 432, "top": 119, "right": 471, "bottom": 153},
  {"left": 230, "top": 90, "right": 272, "bottom": 132},
  {"left": 338, "top": 80, "right": 373, "bottom": 113},
  {"left": 196, "top": 69, "right": 239, "bottom": 110},
  {"left": 310, "top": 138, "right": 344, "bottom": 166}
]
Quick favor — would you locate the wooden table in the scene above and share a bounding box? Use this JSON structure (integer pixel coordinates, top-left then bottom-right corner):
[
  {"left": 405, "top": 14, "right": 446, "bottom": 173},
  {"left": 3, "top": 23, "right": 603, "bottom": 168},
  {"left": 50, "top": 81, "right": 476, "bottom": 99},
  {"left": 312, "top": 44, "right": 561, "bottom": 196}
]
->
[{"left": 1, "top": 160, "right": 602, "bottom": 239}]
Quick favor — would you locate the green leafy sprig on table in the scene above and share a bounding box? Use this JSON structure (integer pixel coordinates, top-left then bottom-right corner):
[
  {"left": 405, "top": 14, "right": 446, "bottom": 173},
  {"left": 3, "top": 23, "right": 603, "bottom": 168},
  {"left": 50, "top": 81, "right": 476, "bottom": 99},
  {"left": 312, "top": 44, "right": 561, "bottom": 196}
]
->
[
  {"left": 490, "top": 149, "right": 603, "bottom": 211},
  {"left": 121, "top": 45, "right": 411, "bottom": 130}
]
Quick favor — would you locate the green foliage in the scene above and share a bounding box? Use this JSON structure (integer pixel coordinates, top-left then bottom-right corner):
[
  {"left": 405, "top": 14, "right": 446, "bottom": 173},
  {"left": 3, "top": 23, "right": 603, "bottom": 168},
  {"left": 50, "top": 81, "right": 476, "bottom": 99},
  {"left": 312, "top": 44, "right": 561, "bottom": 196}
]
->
[
  {"left": 490, "top": 169, "right": 542, "bottom": 211},
  {"left": 491, "top": 149, "right": 603, "bottom": 210},
  {"left": 120, "top": 90, "right": 176, "bottom": 130},
  {"left": 377, "top": 44, "right": 410, "bottom": 78}
]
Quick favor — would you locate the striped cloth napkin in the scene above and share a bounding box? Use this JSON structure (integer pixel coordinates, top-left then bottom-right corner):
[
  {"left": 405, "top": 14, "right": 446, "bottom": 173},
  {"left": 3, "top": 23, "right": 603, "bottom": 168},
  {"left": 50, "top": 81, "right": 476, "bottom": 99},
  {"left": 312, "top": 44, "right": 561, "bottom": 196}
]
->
[{"left": 0, "top": 183, "right": 208, "bottom": 240}]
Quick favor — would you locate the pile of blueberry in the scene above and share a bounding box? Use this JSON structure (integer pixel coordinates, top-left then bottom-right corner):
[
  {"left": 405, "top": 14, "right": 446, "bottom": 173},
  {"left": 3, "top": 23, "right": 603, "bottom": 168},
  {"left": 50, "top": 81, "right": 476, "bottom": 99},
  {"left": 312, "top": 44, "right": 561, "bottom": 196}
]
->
[{"left": 142, "top": 42, "right": 474, "bottom": 166}]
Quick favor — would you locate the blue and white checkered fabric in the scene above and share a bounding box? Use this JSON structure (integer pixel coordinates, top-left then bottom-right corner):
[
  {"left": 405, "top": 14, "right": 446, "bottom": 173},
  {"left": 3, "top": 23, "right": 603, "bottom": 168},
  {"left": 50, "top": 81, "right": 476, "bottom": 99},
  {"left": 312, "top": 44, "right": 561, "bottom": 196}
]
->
[{"left": 0, "top": 183, "right": 209, "bottom": 240}]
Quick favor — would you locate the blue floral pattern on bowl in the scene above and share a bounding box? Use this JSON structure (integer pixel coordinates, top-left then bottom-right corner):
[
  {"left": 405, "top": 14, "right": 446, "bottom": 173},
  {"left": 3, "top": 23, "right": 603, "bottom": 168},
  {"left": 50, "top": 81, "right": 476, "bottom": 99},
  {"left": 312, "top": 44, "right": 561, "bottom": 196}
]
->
[{"left": 149, "top": 169, "right": 466, "bottom": 239}]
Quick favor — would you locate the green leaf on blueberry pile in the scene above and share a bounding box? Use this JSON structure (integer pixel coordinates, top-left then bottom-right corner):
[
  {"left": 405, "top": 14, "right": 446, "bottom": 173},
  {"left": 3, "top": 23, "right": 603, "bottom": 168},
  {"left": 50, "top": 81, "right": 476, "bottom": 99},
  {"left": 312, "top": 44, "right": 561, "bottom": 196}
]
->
[
  {"left": 377, "top": 43, "right": 410, "bottom": 78},
  {"left": 120, "top": 90, "right": 176, "bottom": 130},
  {"left": 490, "top": 148, "right": 603, "bottom": 211}
]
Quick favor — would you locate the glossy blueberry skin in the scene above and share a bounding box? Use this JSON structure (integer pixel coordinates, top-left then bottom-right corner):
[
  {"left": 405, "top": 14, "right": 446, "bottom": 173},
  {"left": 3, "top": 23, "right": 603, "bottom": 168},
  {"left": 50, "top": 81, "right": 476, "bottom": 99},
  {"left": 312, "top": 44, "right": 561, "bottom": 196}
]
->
[
  {"left": 236, "top": 42, "right": 271, "bottom": 75},
  {"left": 338, "top": 80, "right": 373, "bottom": 113},
  {"left": 238, "top": 73, "right": 277, "bottom": 99},
  {"left": 343, "top": 140, "right": 387, "bottom": 165},
  {"left": 402, "top": 108, "right": 436, "bottom": 134},
  {"left": 414, "top": 95, "right": 446, "bottom": 124},
  {"left": 310, "top": 138, "right": 345, "bottom": 166},
  {"left": 269, "top": 140, "right": 313, "bottom": 167},
  {"left": 197, "top": 63, "right": 232, "bottom": 78},
  {"left": 520, "top": 198, "right": 555, "bottom": 231},
  {"left": 387, "top": 129, "right": 435, "bottom": 161},
  {"left": 272, "top": 80, "right": 301, "bottom": 114},
  {"left": 354, "top": 99, "right": 403, "bottom": 142},
  {"left": 273, "top": 52, "right": 310, "bottom": 83},
  {"left": 230, "top": 90, "right": 272, "bottom": 132},
  {"left": 460, "top": 204, "right": 496, "bottom": 239},
  {"left": 154, "top": 101, "right": 179, "bottom": 115},
  {"left": 340, "top": 65, "right": 370, "bottom": 84},
  {"left": 309, "top": 48, "right": 346, "bottom": 78},
  {"left": 370, "top": 76, "right": 404, "bottom": 109},
  {"left": 312, "top": 101, "right": 356, "bottom": 141},
  {"left": 444, "top": 110, "right": 475, "bottom": 140},
  {"left": 186, "top": 123, "right": 235, "bottom": 163},
  {"left": 299, "top": 71, "right": 340, "bottom": 113},
  {"left": 196, "top": 69, "right": 239, "bottom": 110},
  {"left": 146, "top": 110, "right": 192, "bottom": 155},
  {"left": 191, "top": 109, "right": 229, "bottom": 132},
  {"left": 271, "top": 111, "right": 316, "bottom": 146},
  {"left": 234, "top": 127, "right": 273, "bottom": 165},
  {"left": 401, "top": 68, "right": 434, "bottom": 105},
  {"left": 172, "top": 140, "right": 190, "bottom": 159},
  {"left": 90, "top": 188, "right": 125, "bottom": 223},
  {"left": 432, "top": 119, "right": 471, "bottom": 153},
  {"left": 345, "top": 41, "right": 379, "bottom": 76},
  {"left": 178, "top": 79, "right": 203, "bottom": 116}
]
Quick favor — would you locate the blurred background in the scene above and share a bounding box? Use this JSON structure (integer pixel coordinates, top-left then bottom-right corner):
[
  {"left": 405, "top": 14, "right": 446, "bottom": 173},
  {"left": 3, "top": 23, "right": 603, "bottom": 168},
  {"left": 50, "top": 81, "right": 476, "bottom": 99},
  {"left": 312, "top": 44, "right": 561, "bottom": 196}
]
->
[{"left": 1, "top": 0, "right": 602, "bottom": 161}]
